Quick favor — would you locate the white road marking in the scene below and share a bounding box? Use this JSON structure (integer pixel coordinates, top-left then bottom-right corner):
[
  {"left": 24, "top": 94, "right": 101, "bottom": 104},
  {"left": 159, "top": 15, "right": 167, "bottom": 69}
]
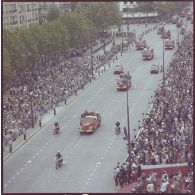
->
[
  {"left": 85, "top": 182, "right": 88, "bottom": 185},
  {"left": 12, "top": 176, "right": 15, "bottom": 180},
  {"left": 82, "top": 186, "right": 86, "bottom": 190},
  {"left": 4, "top": 184, "right": 7, "bottom": 188},
  {"left": 32, "top": 156, "right": 35, "bottom": 159},
  {"left": 87, "top": 178, "right": 91, "bottom": 181},
  {"left": 27, "top": 160, "right": 32, "bottom": 164},
  {"left": 21, "top": 167, "right": 24, "bottom": 171},
  {"left": 36, "top": 152, "right": 39, "bottom": 155},
  {"left": 8, "top": 180, "right": 11, "bottom": 184},
  {"left": 16, "top": 172, "right": 20, "bottom": 175}
]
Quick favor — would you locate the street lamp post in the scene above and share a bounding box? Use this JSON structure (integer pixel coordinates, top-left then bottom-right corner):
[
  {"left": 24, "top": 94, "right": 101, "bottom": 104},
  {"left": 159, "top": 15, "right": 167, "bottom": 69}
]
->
[
  {"left": 29, "top": 93, "right": 34, "bottom": 128},
  {"left": 91, "top": 42, "right": 93, "bottom": 79},
  {"left": 121, "top": 29, "right": 124, "bottom": 55},
  {"left": 126, "top": 72, "right": 131, "bottom": 183},
  {"left": 177, "top": 27, "right": 180, "bottom": 52},
  {"left": 162, "top": 38, "right": 165, "bottom": 88}
]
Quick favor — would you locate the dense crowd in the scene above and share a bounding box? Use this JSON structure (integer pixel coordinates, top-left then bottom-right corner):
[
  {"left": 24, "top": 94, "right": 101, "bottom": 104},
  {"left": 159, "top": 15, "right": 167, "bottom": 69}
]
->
[
  {"left": 3, "top": 32, "right": 134, "bottom": 146},
  {"left": 114, "top": 31, "right": 193, "bottom": 192}
]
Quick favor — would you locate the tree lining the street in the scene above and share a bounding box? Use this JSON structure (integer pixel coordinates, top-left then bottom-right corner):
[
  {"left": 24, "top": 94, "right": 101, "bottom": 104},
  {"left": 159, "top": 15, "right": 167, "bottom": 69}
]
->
[{"left": 3, "top": 2, "right": 121, "bottom": 89}]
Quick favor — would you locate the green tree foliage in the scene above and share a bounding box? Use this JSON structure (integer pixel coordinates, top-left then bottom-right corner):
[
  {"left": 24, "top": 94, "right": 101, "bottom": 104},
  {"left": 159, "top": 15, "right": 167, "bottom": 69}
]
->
[
  {"left": 3, "top": 29, "right": 25, "bottom": 71},
  {"left": 42, "top": 21, "right": 69, "bottom": 56},
  {"left": 47, "top": 5, "right": 60, "bottom": 22},
  {"left": 75, "top": 2, "right": 122, "bottom": 32},
  {"left": 2, "top": 48, "right": 14, "bottom": 90},
  {"left": 59, "top": 12, "right": 95, "bottom": 48}
]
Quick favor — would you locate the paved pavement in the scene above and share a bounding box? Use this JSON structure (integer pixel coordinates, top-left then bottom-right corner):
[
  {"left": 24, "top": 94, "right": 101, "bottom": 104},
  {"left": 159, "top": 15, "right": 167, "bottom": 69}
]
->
[
  {"left": 3, "top": 24, "right": 146, "bottom": 161},
  {"left": 3, "top": 20, "right": 192, "bottom": 193}
]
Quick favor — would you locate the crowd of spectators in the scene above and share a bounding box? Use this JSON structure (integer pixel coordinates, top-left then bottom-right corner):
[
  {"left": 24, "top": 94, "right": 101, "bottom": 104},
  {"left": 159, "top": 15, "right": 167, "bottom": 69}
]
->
[
  {"left": 115, "top": 30, "right": 193, "bottom": 192},
  {"left": 3, "top": 31, "right": 133, "bottom": 147}
]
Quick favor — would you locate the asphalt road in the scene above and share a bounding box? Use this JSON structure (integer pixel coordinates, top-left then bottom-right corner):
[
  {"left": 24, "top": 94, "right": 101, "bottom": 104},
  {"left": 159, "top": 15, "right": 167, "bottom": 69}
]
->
[{"left": 3, "top": 20, "right": 192, "bottom": 193}]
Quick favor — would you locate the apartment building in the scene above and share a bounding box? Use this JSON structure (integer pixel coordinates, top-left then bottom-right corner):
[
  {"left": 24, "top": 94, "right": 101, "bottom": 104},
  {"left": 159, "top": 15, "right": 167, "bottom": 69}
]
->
[{"left": 3, "top": 2, "right": 39, "bottom": 29}]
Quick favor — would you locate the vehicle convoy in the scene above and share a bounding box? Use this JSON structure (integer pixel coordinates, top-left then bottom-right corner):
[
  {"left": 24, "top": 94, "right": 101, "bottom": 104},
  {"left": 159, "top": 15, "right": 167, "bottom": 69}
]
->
[
  {"left": 150, "top": 65, "right": 160, "bottom": 74},
  {"left": 113, "top": 65, "right": 124, "bottom": 74},
  {"left": 135, "top": 39, "right": 147, "bottom": 50},
  {"left": 180, "top": 26, "right": 185, "bottom": 34},
  {"left": 161, "top": 30, "right": 171, "bottom": 39},
  {"left": 79, "top": 111, "right": 101, "bottom": 134},
  {"left": 142, "top": 47, "right": 154, "bottom": 60},
  {"left": 157, "top": 26, "right": 164, "bottom": 34},
  {"left": 165, "top": 38, "right": 175, "bottom": 49},
  {"left": 116, "top": 72, "right": 132, "bottom": 91}
]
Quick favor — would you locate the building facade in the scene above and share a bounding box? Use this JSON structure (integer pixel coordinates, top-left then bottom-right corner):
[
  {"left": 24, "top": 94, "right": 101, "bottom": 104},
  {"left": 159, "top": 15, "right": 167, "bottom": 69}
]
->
[{"left": 3, "top": 2, "right": 39, "bottom": 29}]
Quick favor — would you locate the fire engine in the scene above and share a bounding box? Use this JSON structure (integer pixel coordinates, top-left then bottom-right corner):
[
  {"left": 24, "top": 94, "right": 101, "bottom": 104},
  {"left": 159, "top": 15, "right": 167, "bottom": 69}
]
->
[
  {"left": 135, "top": 39, "right": 147, "bottom": 50},
  {"left": 142, "top": 47, "right": 154, "bottom": 60},
  {"left": 180, "top": 27, "right": 185, "bottom": 34},
  {"left": 161, "top": 30, "right": 171, "bottom": 39},
  {"left": 157, "top": 26, "right": 164, "bottom": 34},
  {"left": 176, "top": 20, "right": 183, "bottom": 27},
  {"left": 80, "top": 111, "right": 101, "bottom": 134},
  {"left": 165, "top": 39, "right": 174, "bottom": 50},
  {"left": 116, "top": 72, "right": 132, "bottom": 91},
  {"left": 186, "top": 13, "right": 193, "bottom": 20}
]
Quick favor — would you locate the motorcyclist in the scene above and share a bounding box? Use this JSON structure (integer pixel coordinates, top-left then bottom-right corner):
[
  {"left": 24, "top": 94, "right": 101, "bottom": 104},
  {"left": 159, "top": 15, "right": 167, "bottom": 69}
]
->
[
  {"left": 56, "top": 151, "right": 63, "bottom": 169},
  {"left": 53, "top": 122, "right": 60, "bottom": 135},
  {"left": 115, "top": 120, "right": 121, "bottom": 135},
  {"left": 115, "top": 120, "right": 120, "bottom": 127}
]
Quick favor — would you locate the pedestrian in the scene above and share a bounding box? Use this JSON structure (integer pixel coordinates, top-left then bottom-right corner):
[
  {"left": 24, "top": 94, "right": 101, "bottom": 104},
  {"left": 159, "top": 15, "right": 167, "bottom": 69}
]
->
[
  {"left": 114, "top": 168, "right": 118, "bottom": 186},
  {"left": 123, "top": 126, "right": 128, "bottom": 140},
  {"left": 22, "top": 126, "right": 27, "bottom": 140},
  {"left": 64, "top": 92, "right": 67, "bottom": 105},
  {"left": 8, "top": 138, "right": 12, "bottom": 153},
  {"left": 53, "top": 104, "right": 56, "bottom": 115}
]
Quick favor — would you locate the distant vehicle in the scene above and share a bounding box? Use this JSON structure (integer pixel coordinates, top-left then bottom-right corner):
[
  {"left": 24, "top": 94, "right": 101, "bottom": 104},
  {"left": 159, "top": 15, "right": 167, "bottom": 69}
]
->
[
  {"left": 79, "top": 111, "right": 101, "bottom": 134},
  {"left": 157, "top": 26, "right": 164, "bottom": 34},
  {"left": 135, "top": 39, "right": 147, "bottom": 50},
  {"left": 186, "top": 13, "right": 193, "bottom": 20},
  {"left": 176, "top": 19, "right": 183, "bottom": 27},
  {"left": 180, "top": 27, "right": 185, "bottom": 34},
  {"left": 165, "top": 39, "right": 174, "bottom": 49},
  {"left": 150, "top": 65, "right": 159, "bottom": 74},
  {"left": 142, "top": 47, "right": 154, "bottom": 60},
  {"left": 161, "top": 30, "right": 171, "bottom": 39},
  {"left": 172, "top": 16, "right": 179, "bottom": 24},
  {"left": 116, "top": 72, "right": 132, "bottom": 91},
  {"left": 113, "top": 65, "right": 124, "bottom": 74},
  {"left": 180, "top": 11, "right": 185, "bottom": 18}
]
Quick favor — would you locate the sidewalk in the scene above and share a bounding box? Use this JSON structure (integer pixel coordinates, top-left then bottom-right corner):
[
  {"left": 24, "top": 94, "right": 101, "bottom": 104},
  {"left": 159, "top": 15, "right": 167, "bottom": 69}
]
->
[
  {"left": 3, "top": 24, "right": 157, "bottom": 161},
  {"left": 3, "top": 47, "right": 119, "bottom": 161}
]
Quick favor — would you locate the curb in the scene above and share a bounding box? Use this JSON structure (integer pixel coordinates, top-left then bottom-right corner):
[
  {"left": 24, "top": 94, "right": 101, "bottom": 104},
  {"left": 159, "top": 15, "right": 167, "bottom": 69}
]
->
[{"left": 3, "top": 63, "right": 112, "bottom": 162}]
